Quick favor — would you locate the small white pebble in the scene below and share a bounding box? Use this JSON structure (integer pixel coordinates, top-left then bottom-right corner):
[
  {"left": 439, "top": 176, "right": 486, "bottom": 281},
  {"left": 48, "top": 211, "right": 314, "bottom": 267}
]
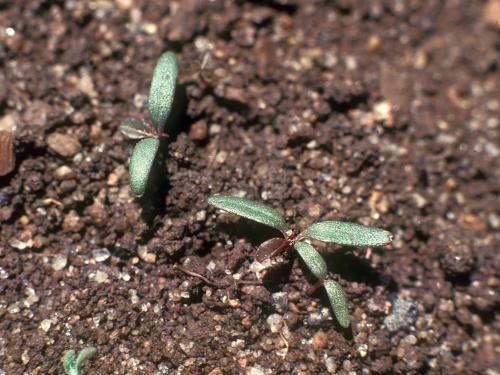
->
[
  {"left": 5, "top": 27, "right": 15, "bottom": 37},
  {"left": 39, "top": 319, "right": 52, "bottom": 332},
  {"left": 90, "top": 270, "right": 109, "bottom": 283},
  {"left": 266, "top": 313, "right": 283, "bottom": 333},
  {"left": 92, "top": 248, "right": 111, "bottom": 262},
  {"left": 51, "top": 254, "right": 68, "bottom": 271},
  {"left": 246, "top": 366, "right": 265, "bottom": 375},
  {"left": 358, "top": 343, "right": 368, "bottom": 357}
]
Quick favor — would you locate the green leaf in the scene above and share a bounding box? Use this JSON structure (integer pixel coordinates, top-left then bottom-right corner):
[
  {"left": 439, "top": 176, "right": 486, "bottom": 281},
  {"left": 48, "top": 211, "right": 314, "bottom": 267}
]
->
[
  {"left": 324, "top": 280, "right": 350, "bottom": 328},
  {"left": 63, "top": 350, "right": 77, "bottom": 375},
  {"left": 293, "top": 241, "right": 327, "bottom": 279},
  {"left": 304, "top": 221, "right": 393, "bottom": 247},
  {"left": 148, "top": 51, "right": 178, "bottom": 131},
  {"left": 129, "top": 138, "right": 160, "bottom": 197},
  {"left": 120, "top": 118, "right": 153, "bottom": 140},
  {"left": 76, "top": 347, "right": 96, "bottom": 372},
  {"left": 208, "top": 195, "right": 286, "bottom": 232}
]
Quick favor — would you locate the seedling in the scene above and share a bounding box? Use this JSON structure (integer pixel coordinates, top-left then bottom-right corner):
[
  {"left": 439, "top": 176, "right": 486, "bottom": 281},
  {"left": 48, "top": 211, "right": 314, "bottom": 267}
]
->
[
  {"left": 208, "top": 195, "right": 393, "bottom": 328},
  {"left": 63, "top": 347, "right": 96, "bottom": 375},
  {"left": 120, "top": 51, "right": 179, "bottom": 197}
]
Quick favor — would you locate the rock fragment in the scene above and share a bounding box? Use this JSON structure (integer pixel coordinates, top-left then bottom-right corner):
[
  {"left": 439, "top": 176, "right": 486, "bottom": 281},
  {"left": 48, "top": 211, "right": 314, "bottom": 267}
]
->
[{"left": 47, "top": 133, "right": 81, "bottom": 157}]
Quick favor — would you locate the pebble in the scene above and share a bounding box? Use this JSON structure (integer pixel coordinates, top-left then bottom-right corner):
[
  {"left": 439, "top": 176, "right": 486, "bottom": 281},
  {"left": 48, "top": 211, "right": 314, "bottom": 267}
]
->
[
  {"left": 403, "top": 335, "right": 418, "bottom": 345},
  {"left": 89, "top": 270, "right": 109, "bottom": 283},
  {"left": 308, "top": 204, "right": 322, "bottom": 218},
  {"left": 484, "top": 0, "right": 500, "bottom": 28},
  {"left": 39, "top": 319, "right": 52, "bottom": 332},
  {"left": 246, "top": 366, "right": 265, "bottom": 375},
  {"left": 0, "top": 267, "right": 8, "bottom": 279},
  {"left": 157, "top": 362, "right": 169, "bottom": 374},
  {"left": 51, "top": 253, "right": 68, "bottom": 271},
  {"left": 189, "top": 120, "right": 208, "bottom": 141},
  {"left": 306, "top": 308, "right": 332, "bottom": 325},
  {"left": 271, "top": 292, "right": 288, "bottom": 313},
  {"left": 383, "top": 297, "right": 417, "bottom": 332},
  {"left": 138, "top": 246, "right": 156, "bottom": 264},
  {"left": 115, "top": 0, "right": 133, "bottom": 11},
  {"left": 312, "top": 330, "right": 328, "bottom": 349},
  {"left": 24, "top": 288, "right": 39, "bottom": 307},
  {"left": 357, "top": 344, "right": 368, "bottom": 357},
  {"left": 367, "top": 35, "right": 381, "bottom": 53},
  {"left": 343, "top": 360, "right": 353, "bottom": 371},
  {"left": 0, "top": 113, "right": 17, "bottom": 132},
  {"left": 373, "top": 101, "right": 393, "bottom": 122},
  {"left": 215, "top": 151, "right": 228, "bottom": 164},
  {"left": 53, "top": 165, "right": 75, "bottom": 180},
  {"left": 47, "top": 133, "right": 81, "bottom": 157},
  {"left": 78, "top": 68, "right": 98, "bottom": 100},
  {"left": 440, "top": 241, "right": 474, "bottom": 277},
  {"left": 325, "top": 357, "right": 338, "bottom": 374},
  {"left": 92, "top": 248, "right": 111, "bottom": 262},
  {"left": 208, "top": 368, "right": 224, "bottom": 375},
  {"left": 195, "top": 210, "right": 206, "bottom": 222},
  {"left": 209, "top": 124, "right": 221, "bottom": 135},
  {"left": 266, "top": 313, "right": 283, "bottom": 333},
  {"left": 21, "top": 351, "right": 29, "bottom": 365},
  {"left": 9, "top": 238, "right": 28, "bottom": 250},
  {"left": 62, "top": 210, "right": 83, "bottom": 232}
]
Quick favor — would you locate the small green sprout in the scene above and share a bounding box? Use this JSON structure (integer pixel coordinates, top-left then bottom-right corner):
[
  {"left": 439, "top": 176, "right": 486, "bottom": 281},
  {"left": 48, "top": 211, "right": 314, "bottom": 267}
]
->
[
  {"left": 208, "top": 195, "right": 393, "bottom": 328},
  {"left": 63, "top": 347, "right": 96, "bottom": 375},
  {"left": 120, "top": 52, "right": 179, "bottom": 197}
]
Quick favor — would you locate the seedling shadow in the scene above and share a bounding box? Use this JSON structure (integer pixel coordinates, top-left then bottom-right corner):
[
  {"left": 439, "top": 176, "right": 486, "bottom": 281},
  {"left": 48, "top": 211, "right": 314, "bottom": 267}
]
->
[
  {"left": 322, "top": 247, "right": 393, "bottom": 288},
  {"left": 215, "top": 220, "right": 284, "bottom": 247},
  {"left": 215, "top": 220, "right": 294, "bottom": 290}
]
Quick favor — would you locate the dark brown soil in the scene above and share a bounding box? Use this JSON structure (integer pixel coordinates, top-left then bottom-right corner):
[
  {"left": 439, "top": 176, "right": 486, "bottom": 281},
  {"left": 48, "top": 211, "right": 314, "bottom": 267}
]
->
[{"left": 1, "top": 1, "right": 499, "bottom": 374}]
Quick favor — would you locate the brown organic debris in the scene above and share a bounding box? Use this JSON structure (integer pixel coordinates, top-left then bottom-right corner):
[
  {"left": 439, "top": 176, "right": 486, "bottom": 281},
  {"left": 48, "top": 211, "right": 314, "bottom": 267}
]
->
[{"left": 0, "top": 131, "right": 15, "bottom": 176}]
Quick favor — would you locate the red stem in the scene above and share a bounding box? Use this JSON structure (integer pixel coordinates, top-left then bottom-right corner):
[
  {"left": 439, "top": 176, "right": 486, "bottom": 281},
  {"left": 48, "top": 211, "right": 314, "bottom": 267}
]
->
[{"left": 307, "top": 279, "right": 325, "bottom": 295}]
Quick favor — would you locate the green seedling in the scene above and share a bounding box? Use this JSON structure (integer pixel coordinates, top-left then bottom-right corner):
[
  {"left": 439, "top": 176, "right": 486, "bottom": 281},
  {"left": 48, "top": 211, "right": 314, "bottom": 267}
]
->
[
  {"left": 208, "top": 195, "right": 393, "bottom": 328},
  {"left": 120, "top": 51, "right": 179, "bottom": 197},
  {"left": 63, "top": 347, "right": 96, "bottom": 375}
]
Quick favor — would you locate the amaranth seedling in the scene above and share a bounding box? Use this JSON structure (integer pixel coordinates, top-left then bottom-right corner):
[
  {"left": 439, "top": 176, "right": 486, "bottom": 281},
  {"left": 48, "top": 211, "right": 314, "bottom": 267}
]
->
[
  {"left": 120, "top": 51, "right": 178, "bottom": 197},
  {"left": 63, "top": 347, "right": 96, "bottom": 375},
  {"left": 208, "top": 195, "right": 393, "bottom": 328}
]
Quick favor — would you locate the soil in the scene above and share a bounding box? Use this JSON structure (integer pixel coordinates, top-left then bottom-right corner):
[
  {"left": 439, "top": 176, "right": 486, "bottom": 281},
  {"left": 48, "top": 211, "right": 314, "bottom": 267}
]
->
[{"left": 0, "top": 1, "right": 499, "bottom": 374}]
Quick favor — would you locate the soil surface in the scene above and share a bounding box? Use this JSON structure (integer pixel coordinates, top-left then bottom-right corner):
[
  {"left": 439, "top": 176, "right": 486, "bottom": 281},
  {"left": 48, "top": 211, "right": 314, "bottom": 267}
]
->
[{"left": 0, "top": 1, "right": 499, "bottom": 374}]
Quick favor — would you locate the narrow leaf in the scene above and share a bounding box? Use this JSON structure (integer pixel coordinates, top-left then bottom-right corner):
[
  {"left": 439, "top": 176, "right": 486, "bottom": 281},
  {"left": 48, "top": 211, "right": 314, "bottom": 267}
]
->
[
  {"left": 255, "top": 237, "right": 289, "bottom": 263},
  {"left": 293, "top": 241, "right": 327, "bottom": 280},
  {"left": 63, "top": 350, "right": 76, "bottom": 374},
  {"left": 208, "top": 195, "right": 286, "bottom": 232},
  {"left": 129, "top": 138, "right": 160, "bottom": 197},
  {"left": 76, "top": 347, "right": 96, "bottom": 372},
  {"left": 324, "top": 280, "right": 350, "bottom": 328},
  {"left": 304, "top": 221, "right": 393, "bottom": 247},
  {"left": 120, "top": 118, "right": 152, "bottom": 140},
  {"left": 148, "top": 51, "right": 179, "bottom": 131}
]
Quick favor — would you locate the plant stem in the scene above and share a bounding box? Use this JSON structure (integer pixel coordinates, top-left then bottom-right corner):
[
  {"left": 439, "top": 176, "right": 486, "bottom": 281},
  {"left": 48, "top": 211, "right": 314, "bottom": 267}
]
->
[{"left": 306, "top": 278, "right": 325, "bottom": 295}]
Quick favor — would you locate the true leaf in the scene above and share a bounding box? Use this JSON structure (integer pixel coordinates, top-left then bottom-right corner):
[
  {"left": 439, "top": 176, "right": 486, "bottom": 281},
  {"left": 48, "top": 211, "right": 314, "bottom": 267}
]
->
[
  {"left": 304, "top": 221, "right": 393, "bottom": 247},
  {"left": 120, "top": 118, "right": 152, "bottom": 140},
  {"left": 75, "top": 347, "right": 96, "bottom": 372},
  {"left": 324, "top": 280, "right": 350, "bottom": 328},
  {"left": 208, "top": 195, "right": 286, "bottom": 232},
  {"left": 129, "top": 138, "right": 160, "bottom": 197},
  {"left": 148, "top": 51, "right": 178, "bottom": 131},
  {"left": 293, "top": 241, "right": 327, "bottom": 279}
]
